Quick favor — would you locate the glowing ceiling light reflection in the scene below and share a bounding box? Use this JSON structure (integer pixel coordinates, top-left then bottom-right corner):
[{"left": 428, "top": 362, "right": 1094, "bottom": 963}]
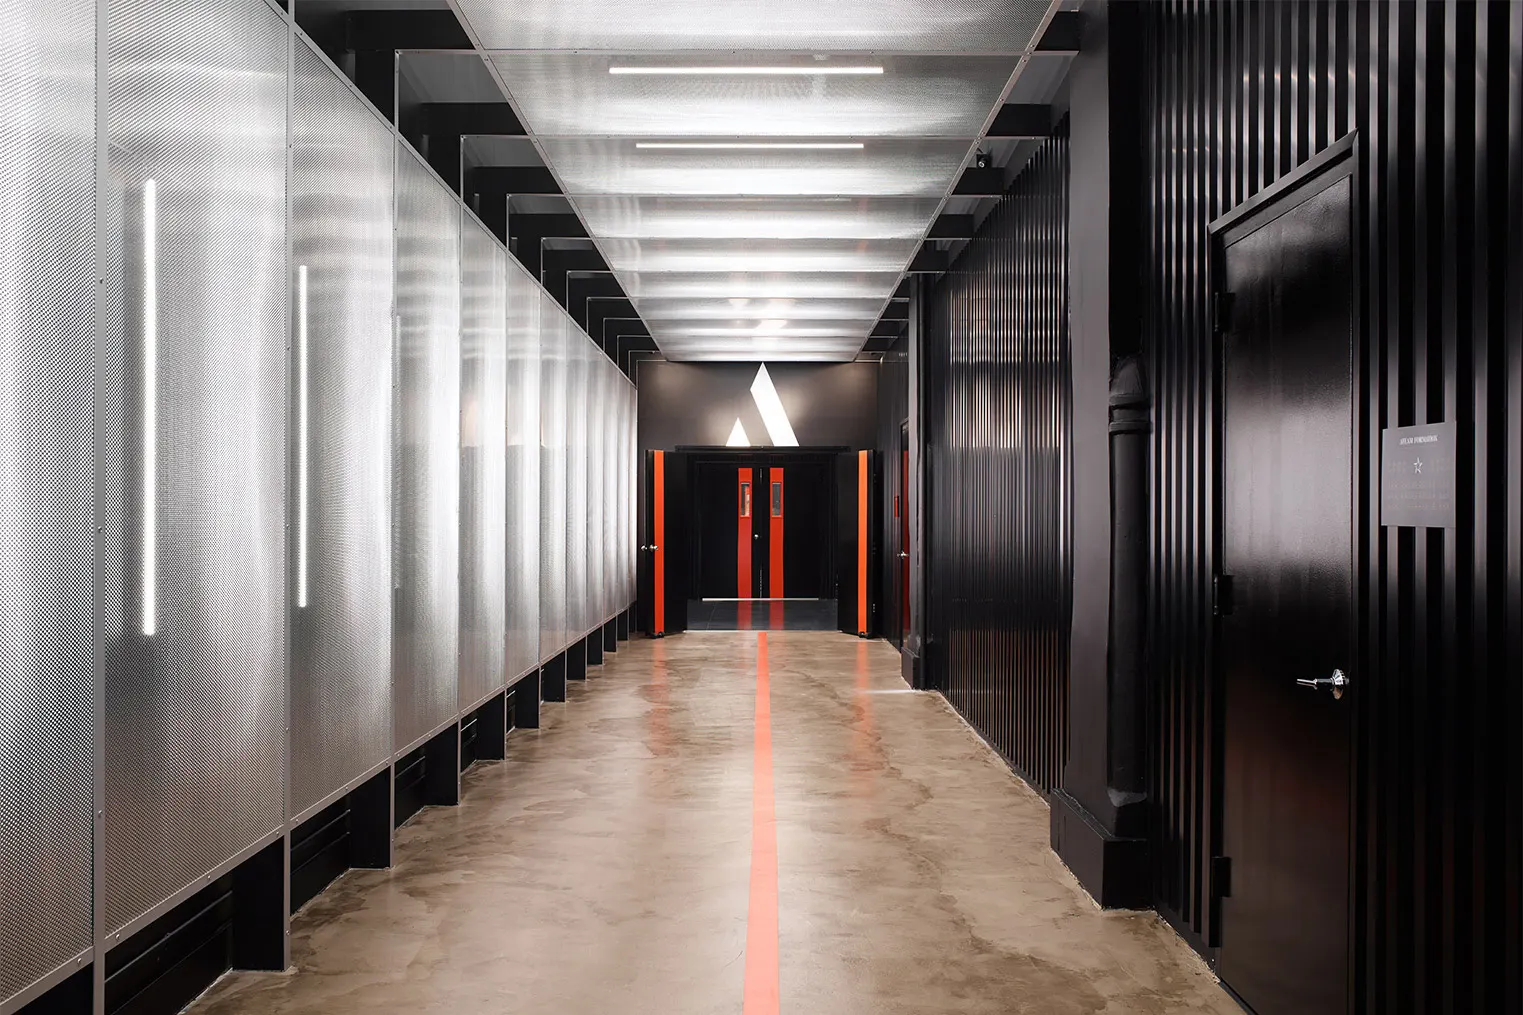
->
[
  {"left": 634, "top": 142, "right": 864, "bottom": 150},
  {"left": 609, "top": 65, "right": 883, "bottom": 76}
]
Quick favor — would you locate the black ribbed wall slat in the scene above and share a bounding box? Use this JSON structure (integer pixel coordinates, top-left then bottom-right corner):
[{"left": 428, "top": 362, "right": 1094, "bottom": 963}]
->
[
  {"left": 924, "top": 126, "right": 1071, "bottom": 793},
  {"left": 1140, "top": 3, "right": 1522, "bottom": 1011}
]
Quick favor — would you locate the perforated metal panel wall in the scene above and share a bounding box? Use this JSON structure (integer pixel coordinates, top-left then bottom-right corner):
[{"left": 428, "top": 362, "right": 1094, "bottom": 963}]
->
[
  {"left": 289, "top": 40, "right": 394, "bottom": 818},
  {"left": 505, "top": 262, "right": 541, "bottom": 682},
  {"left": 538, "top": 297, "right": 569, "bottom": 656},
  {"left": 459, "top": 218, "right": 507, "bottom": 710},
  {"left": 588, "top": 361, "right": 607, "bottom": 623},
  {"left": 566, "top": 334, "right": 590, "bottom": 638},
  {"left": 102, "top": 0, "right": 288, "bottom": 935},
  {"left": 393, "top": 145, "right": 460, "bottom": 750},
  {"left": 0, "top": 1, "right": 96, "bottom": 1003}
]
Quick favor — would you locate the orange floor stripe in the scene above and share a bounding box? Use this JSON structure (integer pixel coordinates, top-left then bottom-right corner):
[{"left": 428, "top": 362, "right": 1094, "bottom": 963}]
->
[{"left": 743, "top": 633, "right": 780, "bottom": 1015}]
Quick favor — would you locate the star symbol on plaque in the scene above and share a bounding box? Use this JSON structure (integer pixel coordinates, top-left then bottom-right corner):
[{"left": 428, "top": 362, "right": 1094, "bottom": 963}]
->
[{"left": 1414, "top": 457, "right": 1423, "bottom": 474}]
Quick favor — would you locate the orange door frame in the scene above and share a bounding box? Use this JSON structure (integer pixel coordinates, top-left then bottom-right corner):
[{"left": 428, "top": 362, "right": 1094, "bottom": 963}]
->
[
  {"left": 653, "top": 450, "right": 666, "bottom": 635},
  {"left": 857, "top": 450, "right": 869, "bottom": 636},
  {"left": 768, "top": 467, "right": 784, "bottom": 597},
  {"left": 738, "top": 467, "right": 753, "bottom": 599}
]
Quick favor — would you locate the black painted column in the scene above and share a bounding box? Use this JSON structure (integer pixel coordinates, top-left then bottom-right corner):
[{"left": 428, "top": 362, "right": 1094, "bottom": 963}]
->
[{"left": 1048, "top": 0, "right": 1151, "bottom": 909}]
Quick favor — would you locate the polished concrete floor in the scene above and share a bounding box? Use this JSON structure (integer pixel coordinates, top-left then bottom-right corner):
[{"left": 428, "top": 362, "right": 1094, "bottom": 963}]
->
[
  {"left": 687, "top": 598, "right": 839, "bottom": 631},
  {"left": 191, "top": 633, "right": 1238, "bottom": 1015}
]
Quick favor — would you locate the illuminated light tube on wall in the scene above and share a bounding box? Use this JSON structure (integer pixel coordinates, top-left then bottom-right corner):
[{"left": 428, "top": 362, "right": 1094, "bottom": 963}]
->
[
  {"left": 610, "top": 65, "right": 883, "bottom": 76},
  {"left": 634, "top": 142, "right": 865, "bottom": 150},
  {"left": 296, "top": 264, "right": 309, "bottom": 609},
  {"left": 142, "top": 179, "right": 158, "bottom": 638}
]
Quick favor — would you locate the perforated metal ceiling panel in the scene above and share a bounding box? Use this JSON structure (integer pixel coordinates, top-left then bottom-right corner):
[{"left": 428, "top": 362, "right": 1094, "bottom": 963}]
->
[
  {"left": 621, "top": 272, "right": 903, "bottom": 300},
  {"left": 457, "top": 0, "right": 1050, "bottom": 52},
  {"left": 505, "top": 261, "right": 541, "bottom": 683},
  {"left": 103, "top": 0, "right": 288, "bottom": 935},
  {"left": 540, "top": 138, "right": 969, "bottom": 198},
  {"left": 289, "top": 40, "right": 395, "bottom": 817},
  {"left": 0, "top": 1, "right": 96, "bottom": 1002},
  {"left": 634, "top": 296, "right": 887, "bottom": 321},
  {"left": 598, "top": 238, "right": 919, "bottom": 274},
  {"left": 488, "top": 53, "right": 1020, "bottom": 137},
  {"left": 393, "top": 144, "right": 461, "bottom": 751},
  {"left": 459, "top": 218, "right": 508, "bottom": 711},
  {"left": 572, "top": 197, "right": 943, "bottom": 240},
  {"left": 453, "top": 1, "right": 1054, "bottom": 358}
]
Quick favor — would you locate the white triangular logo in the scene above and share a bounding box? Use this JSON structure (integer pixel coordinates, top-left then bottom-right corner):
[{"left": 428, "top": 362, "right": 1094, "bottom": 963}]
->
[
  {"left": 749, "top": 365, "right": 798, "bottom": 447},
  {"left": 726, "top": 418, "right": 751, "bottom": 447}
]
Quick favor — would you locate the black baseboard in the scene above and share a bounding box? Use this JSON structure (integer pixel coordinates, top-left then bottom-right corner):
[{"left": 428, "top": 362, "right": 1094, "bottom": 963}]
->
[
  {"left": 587, "top": 631, "right": 604, "bottom": 666},
  {"left": 567, "top": 640, "right": 588, "bottom": 681},
  {"left": 603, "top": 619, "right": 618, "bottom": 653},
  {"left": 1049, "top": 788, "right": 1150, "bottom": 910},
  {"left": 541, "top": 654, "right": 567, "bottom": 702},
  {"left": 508, "top": 672, "right": 541, "bottom": 728},
  {"left": 16, "top": 965, "right": 91, "bottom": 1015},
  {"left": 106, "top": 838, "right": 284, "bottom": 1015}
]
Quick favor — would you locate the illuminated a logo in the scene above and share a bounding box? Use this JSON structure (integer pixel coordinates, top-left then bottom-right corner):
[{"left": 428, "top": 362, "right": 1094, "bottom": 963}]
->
[{"left": 726, "top": 364, "right": 798, "bottom": 448}]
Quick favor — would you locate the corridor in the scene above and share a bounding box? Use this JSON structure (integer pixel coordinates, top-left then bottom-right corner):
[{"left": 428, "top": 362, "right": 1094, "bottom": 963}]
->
[{"left": 191, "top": 634, "right": 1233, "bottom": 1015}]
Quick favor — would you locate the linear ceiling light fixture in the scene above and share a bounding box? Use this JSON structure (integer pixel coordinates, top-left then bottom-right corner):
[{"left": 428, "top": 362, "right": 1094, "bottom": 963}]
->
[
  {"left": 634, "top": 142, "right": 864, "bottom": 150},
  {"left": 610, "top": 65, "right": 883, "bottom": 76}
]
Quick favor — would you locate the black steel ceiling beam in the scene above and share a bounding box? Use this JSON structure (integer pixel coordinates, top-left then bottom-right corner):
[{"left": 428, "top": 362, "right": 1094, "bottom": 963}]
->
[
  {"left": 928, "top": 214, "right": 975, "bottom": 240},
  {"left": 871, "top": 320, "right": 908, "bottom": 339},
  {"left": 907, "top": 248, "right": 950, "bottom": 274},
  {"left": 881, "top": 302, "right": 910, "bottom": 321},
  {"left": 344, "top": 10, "right": 473, "bottom": 51},
  {"left": 986, "top": 104, "right": 1054, "bottom": 140},
  {"left": 417, "top": 102, "right": 524, "bottom": 136},
  {"left": 952, "top": 167, "right": 1005, "bottom": 197},
  {"left": 466, "top": 166, "right": 562, "bottom": 196},
  {"left": 1034, "top": 11, "right": 1082, "bottom": 54},
  {"left": 891, "top": 278, "right": 912, "bottom": 301}
]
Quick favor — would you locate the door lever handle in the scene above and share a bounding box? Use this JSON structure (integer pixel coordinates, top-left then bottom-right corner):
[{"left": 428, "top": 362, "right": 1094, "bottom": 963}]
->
[
  {"left": 898, "top": 552, "right": 909, "bottom": 559},
  {"left": 1296, "top": 668, "right": 1349, "bottom": 700}
]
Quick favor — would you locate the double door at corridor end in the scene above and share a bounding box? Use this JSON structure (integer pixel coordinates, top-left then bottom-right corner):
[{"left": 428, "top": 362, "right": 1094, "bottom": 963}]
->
[{"left": 697, "top": 456, "right": 831, "bottom": 601}]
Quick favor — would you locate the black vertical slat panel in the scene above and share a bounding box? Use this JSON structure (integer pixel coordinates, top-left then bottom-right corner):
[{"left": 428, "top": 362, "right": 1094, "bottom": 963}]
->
[
  {"left": 1140, "top": 2, "right": 1522, "bottom": 1010},
  {"left": 923, "top": 126, "right": 1070, "bottom": 793}
]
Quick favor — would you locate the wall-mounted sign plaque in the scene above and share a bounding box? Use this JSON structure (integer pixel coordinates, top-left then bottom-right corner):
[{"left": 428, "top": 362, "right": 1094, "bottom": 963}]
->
[{"left": 1380, "top": 421, "right": 1457, "bottom": 529}]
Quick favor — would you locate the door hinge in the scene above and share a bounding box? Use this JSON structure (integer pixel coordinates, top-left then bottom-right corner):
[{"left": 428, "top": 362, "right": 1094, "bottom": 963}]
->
[
  {"left": 1213, "top": 573, "right": 1235, "bottom": 616},
  {"left": 1211, "top": 856, "right": 1232, "bottom": 900},
  {"left": 1212, "top": 291, "right": 1235, "bottom": 334}
]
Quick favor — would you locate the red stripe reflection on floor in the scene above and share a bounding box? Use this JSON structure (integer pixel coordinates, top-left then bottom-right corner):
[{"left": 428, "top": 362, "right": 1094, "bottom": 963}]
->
[{"left": 743, "top": 633, "right": 780, "bottom": 1015}]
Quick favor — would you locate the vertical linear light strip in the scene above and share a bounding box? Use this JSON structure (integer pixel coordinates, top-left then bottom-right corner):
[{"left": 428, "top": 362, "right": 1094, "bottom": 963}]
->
[
  {"left": 297, "top": 264, "right": 310, "bottom": 608},
  {"left": 142, "top": 179, "right": 158, "bottom": 638}
]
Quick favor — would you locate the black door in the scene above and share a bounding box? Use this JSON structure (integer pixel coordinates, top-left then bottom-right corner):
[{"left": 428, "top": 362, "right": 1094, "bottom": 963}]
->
[{"left": 1214, "top": 140, "right": 1355, "bottom": 1015}]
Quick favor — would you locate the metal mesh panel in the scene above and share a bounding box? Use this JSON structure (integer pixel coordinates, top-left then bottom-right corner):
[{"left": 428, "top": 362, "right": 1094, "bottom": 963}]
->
[
  {"left": 587, "top": 361, "right": 606, "bottom": 624},
  {"left": 505, "top": 261, "right": 541, "bottom": 681},
  {"left": 538, "top": 298, "right": 569, "bottom": 656},
  {"left": 289, "top": 41, "right": 394, "bottom": 817},
  {"left": 487, "top": 52, "right": 1022, "bottom": 138},
  {"left": 565, "top": 330, "right": 590, "bottom": 637},
  {"left": 0, "top": 1, "right": 95, "bottom": 1001},
  {"left": 571, "top": 196, "right": 945, "bottom": 241},
  {"left": 103, "top": 0, "right": 287, "bottom": 934},
  {"left": 539, "top": 137, "right": 970, "bottom": 197},
  {"left": 456, "top": 0, "right": 1052, "bottom": 52},
  {"left": 459, "top": 218, "right": 507, "bottom": 709},
  {"left": 599, "top": 237, "right": 918, "bottom": 274},
  {"left": 602, "top": 366, "right": 620, "bottom": 619},
  {"left": 393, "top": 145, "right": 460, "bottom": 749}
]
